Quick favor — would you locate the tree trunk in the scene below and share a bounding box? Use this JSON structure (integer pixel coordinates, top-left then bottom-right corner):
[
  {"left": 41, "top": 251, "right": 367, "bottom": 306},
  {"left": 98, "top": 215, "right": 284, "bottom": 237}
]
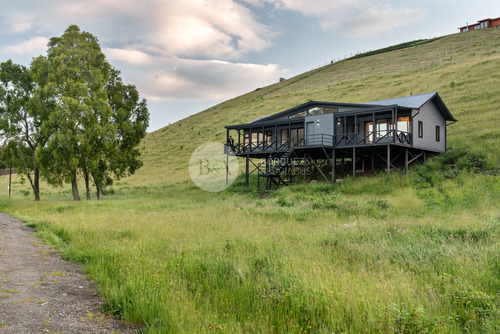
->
[
  {"left": 84, "top": 172, "right": 91, "bottom": 200},
  {"left": 71, "top": 171, "right": 81, "bottom": 201},
  {"left": 96, "top": 184, "right": 103, "bottom": 200},
  {"left": 33, "top": 168, "right": 40, "bottom": 201}
]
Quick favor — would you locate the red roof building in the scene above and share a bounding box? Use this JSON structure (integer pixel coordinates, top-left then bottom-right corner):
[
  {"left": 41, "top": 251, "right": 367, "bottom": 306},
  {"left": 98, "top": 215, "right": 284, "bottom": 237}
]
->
[{"left": 459, "top": 17, "right": 500, "bottom": 32}]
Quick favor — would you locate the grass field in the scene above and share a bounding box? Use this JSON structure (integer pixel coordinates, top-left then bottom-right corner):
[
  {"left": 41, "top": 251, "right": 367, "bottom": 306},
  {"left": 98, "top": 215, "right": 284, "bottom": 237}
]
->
[{"left": 0, "top": 29, "right": 499, "bottom": 333}]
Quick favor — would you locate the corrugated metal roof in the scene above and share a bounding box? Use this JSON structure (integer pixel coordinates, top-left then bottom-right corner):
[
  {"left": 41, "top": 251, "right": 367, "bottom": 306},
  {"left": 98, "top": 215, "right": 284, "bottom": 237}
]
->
[
  {"left": 363, "top": 92, "right": 436, "bottom": 109},
  {"left": 226, "top": 92, "right": 456, "bottom": 129},
  {"left": 250, "top": 115, "right": 271, "bottom": 123}
]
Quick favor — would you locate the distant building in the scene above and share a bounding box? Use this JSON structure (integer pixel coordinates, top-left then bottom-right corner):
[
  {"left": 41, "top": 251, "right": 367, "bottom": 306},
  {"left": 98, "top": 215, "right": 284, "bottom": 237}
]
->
[{"left": 459, "top": 17, "right": 500, "bottom": 32}]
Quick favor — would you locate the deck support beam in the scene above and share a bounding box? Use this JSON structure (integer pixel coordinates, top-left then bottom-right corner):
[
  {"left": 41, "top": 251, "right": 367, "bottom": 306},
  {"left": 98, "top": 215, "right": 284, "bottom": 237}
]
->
[
  {"left": 352, "top": 147, "right": 356, "bottom": 182},
  {"left": 304, "top": 152, "right": 307, "bottom": 183},
  {"left": 387, "top": 144, "right": 391, "bottom": 184},
  {"left": 371, "top": 152, "right": 375, "bottom": 176},
  {"left": 245, "top": 154, "right": 249, "bottom": 188},
  {"left": 332, "top": 149, "right": 336, "bottom": 184},
  {"left": 341, "top": 157, "right": 345, "bottom": 179},
  {"left": 226, "top": 152, "right": 229, "bottom": 186},
  {"left": 405, "top": 148, "right": 409, "bottom": 175}
]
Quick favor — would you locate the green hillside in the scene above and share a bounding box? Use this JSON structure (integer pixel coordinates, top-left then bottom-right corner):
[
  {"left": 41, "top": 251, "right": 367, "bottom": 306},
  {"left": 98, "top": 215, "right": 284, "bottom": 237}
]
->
[
  {"left": 130, "top": 28, "right": 500, "bottom": 185},
  {"left": 0, "top": 29, "right": 499, "bottom": 333}
]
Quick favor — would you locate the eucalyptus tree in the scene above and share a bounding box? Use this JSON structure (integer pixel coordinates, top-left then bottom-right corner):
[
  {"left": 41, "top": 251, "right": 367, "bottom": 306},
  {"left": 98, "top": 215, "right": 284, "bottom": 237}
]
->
[
  {"left": 0, "top": 60, "right": 42, "bottom": 201},
  {"left": 96, "top": 68, "right": 149, "bottom": 199},
  {"left": 33, "top": 25, "right": 112, "bottom": 201},
  {"left": 33, "top": 25, "right": 149, "bottom": 201}
]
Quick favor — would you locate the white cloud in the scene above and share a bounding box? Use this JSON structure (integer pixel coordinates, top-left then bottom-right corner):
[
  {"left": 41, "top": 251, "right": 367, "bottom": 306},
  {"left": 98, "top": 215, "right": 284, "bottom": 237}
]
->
[
  {"left": 10, "top": 22, "right": 33, "bottom": 33},
  {"left": 3, "top": 0, "right": 271, "bottom": 60},
  {"left": 251, "top": 0, "right": 426, "bottom": 35},
  {"left": 345, "top": 6, "right": 427, "bottom": 36},
  {"left": 3, "top": 36, "right": 49, "bottom": 55},
  {"left": 104, "top": 48, "right": 152, "bottom": 66},
  {"left": 125, "top": 57, "right": 286, "bottom": 101}
]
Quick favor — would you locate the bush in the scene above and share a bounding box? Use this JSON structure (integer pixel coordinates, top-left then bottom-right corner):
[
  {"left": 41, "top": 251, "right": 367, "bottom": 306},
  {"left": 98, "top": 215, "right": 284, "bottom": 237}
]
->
[{"left": 382, "top": 303, "right": 442, "bottom": 333}]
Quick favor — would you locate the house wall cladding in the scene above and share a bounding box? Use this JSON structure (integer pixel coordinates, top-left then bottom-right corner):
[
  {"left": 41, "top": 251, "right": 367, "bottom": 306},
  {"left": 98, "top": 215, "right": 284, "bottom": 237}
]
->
[
  {"left": 412, "top": 101, "right": 446, "bottom": 153},
  {"left": 305, "top": 114, "right": 334, "bottom": 137}
]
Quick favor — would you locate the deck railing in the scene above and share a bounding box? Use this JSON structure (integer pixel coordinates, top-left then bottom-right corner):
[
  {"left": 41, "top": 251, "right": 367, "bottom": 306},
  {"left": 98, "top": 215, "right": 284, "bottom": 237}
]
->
[{"left": 226, "top": 130, "right": 411, "bottom": 154}]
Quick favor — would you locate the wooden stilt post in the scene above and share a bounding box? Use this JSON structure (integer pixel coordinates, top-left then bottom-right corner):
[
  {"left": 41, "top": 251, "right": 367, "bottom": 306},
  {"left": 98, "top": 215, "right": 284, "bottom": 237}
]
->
[
  {"left": 405, "top": 148, "right": 409, "bottom": 175},
  {"left": 246, "top": 155, "right": 249, "bottom": 188},
  {"left": 226, "top": 153, "right": 229, "bottom": 186},
  {"left": 341, "top": 157, "right": 345, "bottom": 179},
  {"left": 352, "top": 147, "right": 356, "bottom": 182},
  {"left": 332, "top": 149, "right": 336, "bottom": 184},
  {"left": 304, "top": 152, "right": 307, "bottom": 183},
  {"left": 371, "top": 152, "right": 375, "bottom": 176},
  {"left": 387, "top": 145, "right": 390, "bottom": 184}
]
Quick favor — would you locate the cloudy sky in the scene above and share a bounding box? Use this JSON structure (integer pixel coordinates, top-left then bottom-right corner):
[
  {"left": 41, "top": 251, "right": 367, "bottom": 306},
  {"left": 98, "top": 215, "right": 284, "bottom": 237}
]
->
[{"left": 1, "top": 1, "right": 499, "bottom": 132}]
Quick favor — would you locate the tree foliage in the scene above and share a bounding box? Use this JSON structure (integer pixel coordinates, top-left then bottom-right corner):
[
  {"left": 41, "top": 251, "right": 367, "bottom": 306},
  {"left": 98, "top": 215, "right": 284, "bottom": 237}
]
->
[
  {"left": 33, "top": 25, "right": 112, "bottom": 200},
  {"left": 1, "top": 25, "right": 149, "bottom": 201},
  {"left": 0, "top": 60, "right": 42, "bottom": 201}
]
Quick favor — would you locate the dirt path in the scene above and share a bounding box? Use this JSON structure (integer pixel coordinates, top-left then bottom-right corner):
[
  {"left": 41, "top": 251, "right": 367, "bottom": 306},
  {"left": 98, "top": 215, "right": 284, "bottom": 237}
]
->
[{"left": 0, "top": 213, "right": 138, "bottom": 333}]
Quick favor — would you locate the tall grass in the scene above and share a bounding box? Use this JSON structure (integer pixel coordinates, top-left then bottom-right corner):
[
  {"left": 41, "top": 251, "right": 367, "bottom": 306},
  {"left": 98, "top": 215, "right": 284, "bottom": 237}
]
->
[{"left": 1, "top": 150, "right": 498, "bottom": 333}]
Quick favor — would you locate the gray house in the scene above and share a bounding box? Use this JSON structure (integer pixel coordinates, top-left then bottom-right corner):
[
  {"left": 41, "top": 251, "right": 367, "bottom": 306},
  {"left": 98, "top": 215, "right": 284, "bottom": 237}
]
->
[{"left": 225, "top": 92, "right": 456, "bottom": 188}]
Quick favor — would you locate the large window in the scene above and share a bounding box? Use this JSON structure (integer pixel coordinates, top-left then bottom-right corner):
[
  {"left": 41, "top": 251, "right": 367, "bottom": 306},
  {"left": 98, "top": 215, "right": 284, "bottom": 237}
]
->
[
  {"left": 290, "top": 128, "right": 304, "bottom": 146},
  {"left": 376, "top": 119, "right": 391, "bottom": 137},
  {"left": 281, "top": 129, "right": 288, "bottom": 145},
  {"left": 289, "top": 110, "right": 307, "bottom": 119},
  {"left": 265, "top": 131, "right": 272, "bottom": 146},
  {"left": 308, "top": 107, "right": 322, "bottom": 116},
  {"left": 289, "top": 106, "right": 338, "bottom": 119},
  {"left": 324, "top": 107, "right": 338, "bottom": 114},
  {"left": 365, "top": 122, "right": 373, "bottom": 143},
  {"left": 397, "top": 116, "right": 410, "bottom": 133},
  {"left": 418, "top": 121, "right": 423, "bottom": 138}
]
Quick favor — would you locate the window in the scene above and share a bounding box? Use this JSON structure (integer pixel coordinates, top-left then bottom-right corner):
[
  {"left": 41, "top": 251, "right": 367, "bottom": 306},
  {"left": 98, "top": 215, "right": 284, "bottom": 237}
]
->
[
  {"left": 435, "top": 126, "right": 440, "bottom": 142},
  {"left": 281, "top": 129, "right": 288, "bottom": 145},
  {"left": 376, "top": 119, "right": 391, "bottom": 137},
  {"left": 324, "top": 107, "right": 338, "bottom": 114},
  {"left": 308, "top": 107, "right": 322, "bottom": 116},
  {"left": 397, "top": 116, "right": 410, "bottom": 133},
  {"left": 265, "top": 131, "right": 272, "bottom": 146},
  {"left": 289, "top": 110, "right": 307, "bottom": 119},
  {"left": 290, "top": 128, "right": 304, "bottom": 146},
  {"left": 289, "top": 106, "right": 338, "bottom": 118},
  {"left": 418, "top": 121, "right": 423, "bottom": 138},
  {"left": 365, "top": 122, "right": 373, "bottom": 143},
  {"left": 251, "top": 132, "right": 263, "bottom": 145}
]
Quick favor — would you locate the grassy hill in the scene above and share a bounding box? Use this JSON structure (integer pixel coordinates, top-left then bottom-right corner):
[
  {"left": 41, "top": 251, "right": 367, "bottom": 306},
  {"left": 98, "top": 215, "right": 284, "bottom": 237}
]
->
[
  {"left": 130, "top": 28, "right": 500, "bottom": 185},
  {"left": 0, "top": 29, "right": 499, "bottom": 333}
]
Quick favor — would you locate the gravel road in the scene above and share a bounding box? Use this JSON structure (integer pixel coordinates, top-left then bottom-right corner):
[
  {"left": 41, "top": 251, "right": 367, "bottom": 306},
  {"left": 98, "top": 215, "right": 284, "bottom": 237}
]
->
[{"left": 0, "top": 213, "right": 138, "bottom": 333}]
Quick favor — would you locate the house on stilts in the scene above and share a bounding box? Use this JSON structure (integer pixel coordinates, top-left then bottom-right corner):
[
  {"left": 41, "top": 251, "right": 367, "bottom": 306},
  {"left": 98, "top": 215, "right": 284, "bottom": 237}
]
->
[{"left": 225, "top": 92, "right": 456, "bottom": 189}]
